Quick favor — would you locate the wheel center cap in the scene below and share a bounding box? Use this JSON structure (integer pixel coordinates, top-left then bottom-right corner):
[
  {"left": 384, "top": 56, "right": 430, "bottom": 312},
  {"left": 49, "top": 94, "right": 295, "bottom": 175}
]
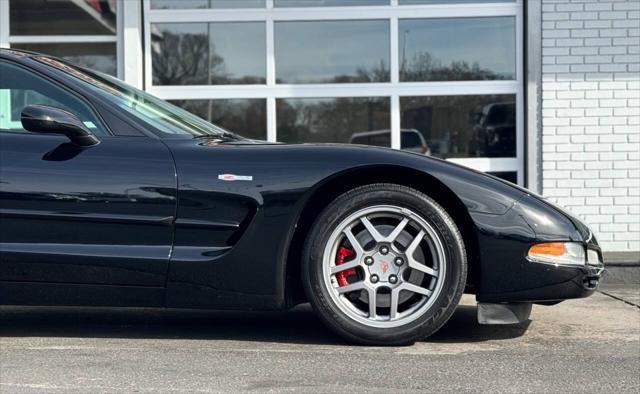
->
[{"left": 367, "top": 250, "right": 401, "bottom": 282}]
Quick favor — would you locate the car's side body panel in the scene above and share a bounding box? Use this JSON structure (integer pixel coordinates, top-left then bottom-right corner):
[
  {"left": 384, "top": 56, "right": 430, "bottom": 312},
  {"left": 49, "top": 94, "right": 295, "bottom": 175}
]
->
[
  {"left": 163, "top": 139, "right": 598, "bottom": 310},
  {"left": 0, "top": 133, "right": 177, "bottom": 289}
]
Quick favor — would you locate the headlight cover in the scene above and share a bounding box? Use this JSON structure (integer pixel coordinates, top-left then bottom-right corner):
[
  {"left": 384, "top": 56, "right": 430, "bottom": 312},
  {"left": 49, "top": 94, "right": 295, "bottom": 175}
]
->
[
  {"left": 527, "top": 242, "right": 586, "bottom": 267},
  {"left": 587, "top": 248, "right": 602, "bottom": 266}
]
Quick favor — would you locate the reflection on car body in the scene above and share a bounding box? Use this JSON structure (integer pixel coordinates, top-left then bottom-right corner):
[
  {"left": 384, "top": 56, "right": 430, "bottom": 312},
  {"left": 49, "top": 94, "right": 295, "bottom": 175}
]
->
[{"left": 349, "top": 128, "right": 431, "bottom": 155}]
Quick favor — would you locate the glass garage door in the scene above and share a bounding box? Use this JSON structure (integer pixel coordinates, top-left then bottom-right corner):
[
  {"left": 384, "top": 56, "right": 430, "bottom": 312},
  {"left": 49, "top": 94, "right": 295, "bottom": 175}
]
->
[{"left": 148, "top": 0, "right": 523, "bottom": 184}]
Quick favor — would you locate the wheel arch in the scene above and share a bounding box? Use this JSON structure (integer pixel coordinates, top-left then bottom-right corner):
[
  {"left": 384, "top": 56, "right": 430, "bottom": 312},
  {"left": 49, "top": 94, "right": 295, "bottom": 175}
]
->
[{"left": 283, "top": 165, "right": 481, "bottom": 307}]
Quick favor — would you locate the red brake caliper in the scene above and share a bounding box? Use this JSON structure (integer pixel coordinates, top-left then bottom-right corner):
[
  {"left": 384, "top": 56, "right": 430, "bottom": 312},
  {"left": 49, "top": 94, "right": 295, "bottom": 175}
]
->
[{"left": 335, "top": 246, "right": 356, "bottom": 287}]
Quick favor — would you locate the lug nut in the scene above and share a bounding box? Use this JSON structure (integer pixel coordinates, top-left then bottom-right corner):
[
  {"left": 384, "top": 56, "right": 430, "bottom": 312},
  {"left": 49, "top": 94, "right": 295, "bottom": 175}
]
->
[
  {"left": 380, "top": 246, "right": 389, "bottom": 255},
  {"left": 389, "top": 275, "right": 398, "bottom": 284},
  {"left": 364, "top": 256, "right": 374, "bottom": 265},
  {"left": 394, "top": 257, "right": 404, "bottom": 266},
  {"left": 370, "top": 274, "right": 379, "bottom": 284}
]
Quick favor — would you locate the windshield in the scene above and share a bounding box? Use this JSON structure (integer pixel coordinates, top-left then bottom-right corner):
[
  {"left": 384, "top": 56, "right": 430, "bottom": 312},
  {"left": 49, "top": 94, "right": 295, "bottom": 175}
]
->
[{"left": 34, "top": 56, "right": 238, "bottom": 138}]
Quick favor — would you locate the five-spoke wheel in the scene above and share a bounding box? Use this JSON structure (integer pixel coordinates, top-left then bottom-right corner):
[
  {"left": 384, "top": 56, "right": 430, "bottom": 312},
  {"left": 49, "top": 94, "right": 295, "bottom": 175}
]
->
[
  {"left": 303, "top": 183, "right": 467, "bottom": 345},
  {"left": 324, "top": 205, "right": 446, "bottom": 328}
]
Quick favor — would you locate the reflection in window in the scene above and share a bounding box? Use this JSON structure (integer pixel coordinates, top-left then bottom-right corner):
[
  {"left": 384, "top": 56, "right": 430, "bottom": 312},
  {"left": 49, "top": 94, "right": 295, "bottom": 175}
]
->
[
  {"left": 349, "top": 129, "right": 431, "bottom": 154},
  {"left": 12, "top": 43, "right": 117, "bottom": 76},
  {"left": 277, "top": 97, "right": 390, "bottom": 145},
  {"left": 275, "top": 20, "right": 389, "bottom": 84},
  {"left": 399, "top": 17, "right": 515, "bottom": 81},
  {"left": 400, "top": 95, "right": 516, "bottom": 159},
  {"left": 10, "top": 0, "right": 117, "bottom": 35},
  {"left": 150, "top": 0, "right": 265, "bottom": 9},
  {"left": 152, "top": 23, "right": 266, "bottom": 85},
  {"left": 275, "top": 0, "right": 388, "bottom": 6},
  {"left": 169, "top": 99, "right": 267, "bottom": 140}
]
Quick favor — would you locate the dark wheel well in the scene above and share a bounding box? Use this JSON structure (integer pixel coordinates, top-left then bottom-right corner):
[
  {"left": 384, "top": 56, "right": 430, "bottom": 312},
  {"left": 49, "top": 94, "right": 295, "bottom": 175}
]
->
[{"left": 284, "top": 165, "right": 480, "bottom": 307}]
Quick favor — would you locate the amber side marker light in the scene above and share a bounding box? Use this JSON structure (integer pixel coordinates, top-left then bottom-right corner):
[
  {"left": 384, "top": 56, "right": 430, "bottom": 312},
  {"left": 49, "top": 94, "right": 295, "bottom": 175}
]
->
[{"left": 527, "top": 242, "right": 586, "bottom": 266}]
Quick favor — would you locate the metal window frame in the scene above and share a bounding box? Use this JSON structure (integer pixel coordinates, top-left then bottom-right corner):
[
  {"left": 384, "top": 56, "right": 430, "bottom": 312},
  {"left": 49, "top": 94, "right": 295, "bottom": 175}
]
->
[
  {"left": 120, "top": 0, "right": 144, "bottom": 88},
  {"left": 525, "top": 0, "right": 542, "bottom": 193},
  {"left": 0, "top": 1, "right": 10, "bottom": 49}
]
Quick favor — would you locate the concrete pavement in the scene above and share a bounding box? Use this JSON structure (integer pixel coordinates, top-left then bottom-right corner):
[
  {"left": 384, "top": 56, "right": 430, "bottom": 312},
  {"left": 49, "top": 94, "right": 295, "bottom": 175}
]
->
[{"left": 0, "top": 288, "right": 638, "bottom": 393}]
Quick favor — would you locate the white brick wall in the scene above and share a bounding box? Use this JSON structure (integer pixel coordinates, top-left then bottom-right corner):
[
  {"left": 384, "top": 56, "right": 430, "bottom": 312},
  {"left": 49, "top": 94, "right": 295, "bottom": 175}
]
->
[{"left": 541, "top": 0, "right": 640, "bottom": 252}]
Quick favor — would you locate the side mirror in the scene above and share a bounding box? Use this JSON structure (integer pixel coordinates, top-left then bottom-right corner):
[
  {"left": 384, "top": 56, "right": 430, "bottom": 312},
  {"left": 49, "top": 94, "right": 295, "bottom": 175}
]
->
[{"left": 21, "top": 105, "right": 100, "bottom": 147}]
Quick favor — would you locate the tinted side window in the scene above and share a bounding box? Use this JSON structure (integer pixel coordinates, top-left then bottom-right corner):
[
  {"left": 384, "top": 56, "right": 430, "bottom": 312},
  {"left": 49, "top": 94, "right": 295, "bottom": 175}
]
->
[{"left": 0, "top": 60, "right": 107, "bottom": 135}]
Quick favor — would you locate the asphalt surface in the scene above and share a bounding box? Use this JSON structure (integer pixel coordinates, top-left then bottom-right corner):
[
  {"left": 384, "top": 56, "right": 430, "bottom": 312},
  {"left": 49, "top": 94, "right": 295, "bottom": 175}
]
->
[{"left": 0, "top": 288, "right": 638, "bottom": 393}]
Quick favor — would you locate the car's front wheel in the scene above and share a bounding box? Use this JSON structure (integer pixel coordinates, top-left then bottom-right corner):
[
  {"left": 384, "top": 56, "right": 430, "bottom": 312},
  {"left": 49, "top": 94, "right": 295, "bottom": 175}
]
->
[{"left": 303, "top": 183, "right": 467, "bottom": 345}]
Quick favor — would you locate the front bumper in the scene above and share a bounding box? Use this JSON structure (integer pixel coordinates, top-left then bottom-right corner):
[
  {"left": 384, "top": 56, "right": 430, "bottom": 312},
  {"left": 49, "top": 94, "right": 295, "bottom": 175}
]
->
[
  {"left": 527, "top": 197, "right": 606, "bottom": 300},
  {"left": 474, "top": 193, "right": 605, "bottom": 304},
  {"left": 478, "top": 251, "right": 604, "bottom": 303},
  {"left": 490, "top": 259, "right": 604, "bottom": 303}
]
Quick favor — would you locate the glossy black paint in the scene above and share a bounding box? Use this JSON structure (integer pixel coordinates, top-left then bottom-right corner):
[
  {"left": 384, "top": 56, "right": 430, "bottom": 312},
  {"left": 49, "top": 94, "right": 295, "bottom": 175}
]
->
[
  {"left": 21, "top": 104, "right": 100, "bottom": 147},
  {"left": 0, "top": 50, "right": 603, "bottom": 310},
  {"left": 0, "top": 132, "right": 176, "bottom": 287}
]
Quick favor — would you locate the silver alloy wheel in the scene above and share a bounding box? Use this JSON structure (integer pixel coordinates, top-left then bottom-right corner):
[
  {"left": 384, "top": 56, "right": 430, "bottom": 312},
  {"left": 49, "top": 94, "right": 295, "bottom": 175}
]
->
[{"left": 322, "top": 205, "right": 447, "bottom": 328}]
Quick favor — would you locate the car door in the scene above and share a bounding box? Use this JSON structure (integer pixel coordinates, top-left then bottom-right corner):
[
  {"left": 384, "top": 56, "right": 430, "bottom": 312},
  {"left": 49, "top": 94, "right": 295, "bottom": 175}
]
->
[{"left": 0, "top": 59, "right": 177, "bottom": 286}]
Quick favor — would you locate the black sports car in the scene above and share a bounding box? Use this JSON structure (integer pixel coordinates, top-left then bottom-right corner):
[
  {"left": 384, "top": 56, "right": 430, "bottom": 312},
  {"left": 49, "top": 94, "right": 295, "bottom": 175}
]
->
[{"left": 0, "top": 49, "right": 604, "bottom": 345}]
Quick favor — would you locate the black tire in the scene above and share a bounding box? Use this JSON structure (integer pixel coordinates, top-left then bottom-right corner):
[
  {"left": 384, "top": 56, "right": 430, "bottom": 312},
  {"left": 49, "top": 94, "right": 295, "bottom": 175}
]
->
[{"left": 302, "top": 183, "right": 467, "bottom": 346}]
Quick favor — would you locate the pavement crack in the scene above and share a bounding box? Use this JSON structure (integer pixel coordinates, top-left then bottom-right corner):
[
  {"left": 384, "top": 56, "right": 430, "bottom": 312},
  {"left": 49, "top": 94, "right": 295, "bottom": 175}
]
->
[{"left": 597, "top": 290, "right": 640, "bottom": 309}]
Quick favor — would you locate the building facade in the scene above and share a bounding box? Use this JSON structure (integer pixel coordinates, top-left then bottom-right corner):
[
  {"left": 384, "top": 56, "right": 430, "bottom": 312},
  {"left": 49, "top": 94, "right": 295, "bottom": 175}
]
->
[
  {"left": 541, "top": 0, "right": 639, "bottom": 253},
  {"left": 0, "top": 0, "right": 638, "bottom": 254}
]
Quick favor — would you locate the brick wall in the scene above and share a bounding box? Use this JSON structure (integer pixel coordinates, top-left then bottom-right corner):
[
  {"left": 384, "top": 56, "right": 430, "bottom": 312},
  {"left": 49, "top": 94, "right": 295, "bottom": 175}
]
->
[{"left": 541, "top": 0, "right": 640, "bottom": 252}]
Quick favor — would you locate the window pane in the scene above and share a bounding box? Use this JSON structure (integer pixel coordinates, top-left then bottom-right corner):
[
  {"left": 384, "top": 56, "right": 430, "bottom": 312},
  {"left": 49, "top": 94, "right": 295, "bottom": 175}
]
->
[
  {"left": 488, "top": 171, "right": 518, "bottom": 184},
  {"left": 150, "top": 0, "right": 265, "bottom": 9},
  {"left": 0, "top": 61, "right": 107, "bottom": 135},
  {"left": 400, "top": 95, "right": 516, "bottom": 159},
  {"left": 10, "top": 0, "right": 117, "bottom": 35},
  {"left": 400, "top": 0, "right": 514, "bottom": 4},
  {"left": 399, "top": 17, "right": 516, "bottom": 81},
  {"left": 276, "top": 20, "right": 389, "bottom": 84},
  {"left": 152, "top": 23, "right": 266, "bottom": 85},
  {"left": 277, "top": 97, "right": 390, "bottom": 145},
  {"left": 275, "top": 0, "right": 388, "bottom": 6},
  {"left": 169, "top": 99, "right": 267, "bottom": 140},
  {"left": 12, "top": 43, "right": 117, "bottom": 76}
]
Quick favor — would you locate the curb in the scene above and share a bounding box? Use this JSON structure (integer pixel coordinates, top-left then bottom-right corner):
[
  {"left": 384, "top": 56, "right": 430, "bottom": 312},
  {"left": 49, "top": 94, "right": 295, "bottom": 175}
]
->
[
  {"left": 603, "top": 251, "right": 640, "bottom": 267},
  {"left": 602, "top": 252, "right": 640, "bottom": 285}
]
